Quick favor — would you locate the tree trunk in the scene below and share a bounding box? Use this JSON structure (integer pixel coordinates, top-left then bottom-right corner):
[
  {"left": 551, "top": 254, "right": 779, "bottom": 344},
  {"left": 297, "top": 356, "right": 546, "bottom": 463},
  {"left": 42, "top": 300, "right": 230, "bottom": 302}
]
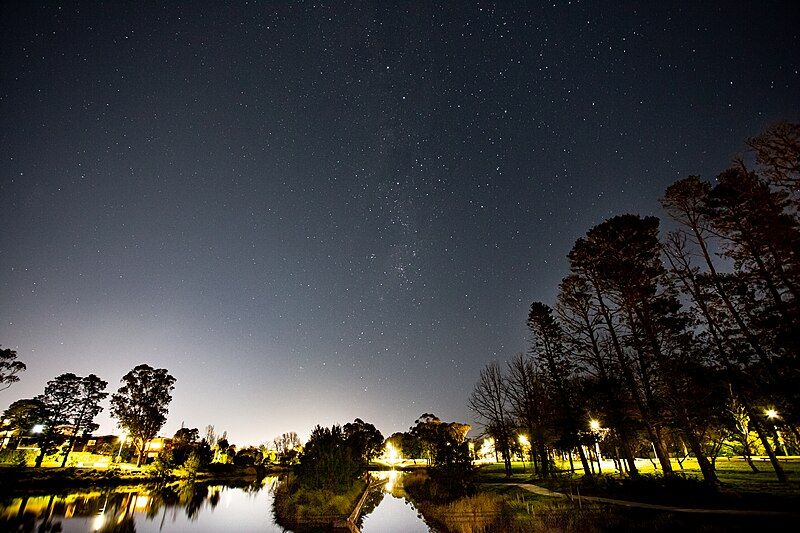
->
[
  {"left": 682, "top": 430, "right": 718, "bottom": 485},
  {"left": 577, "top": 444, "right": 592, "bottom": 476},
  {"left": 744, "top": 453, "right": 760, "bottom": 473},
  {"left": 60, "top": 435, "right": 76, "bottom": 468},
  {"left": 751, "top": 417, "right": 787, "bottom": 482},
  {"left": 35, "top": 447, "right": 46, "bottom": 468},
  {"left": 539, "top": 444, "right": 550, "bottom": 477}
]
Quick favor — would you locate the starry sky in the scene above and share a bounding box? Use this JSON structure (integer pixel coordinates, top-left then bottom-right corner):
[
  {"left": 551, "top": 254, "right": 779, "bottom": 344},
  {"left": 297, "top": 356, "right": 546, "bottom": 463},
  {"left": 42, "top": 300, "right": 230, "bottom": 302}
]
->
[{"left": 1, "top": 1, "right": 798, "bottom": 445}]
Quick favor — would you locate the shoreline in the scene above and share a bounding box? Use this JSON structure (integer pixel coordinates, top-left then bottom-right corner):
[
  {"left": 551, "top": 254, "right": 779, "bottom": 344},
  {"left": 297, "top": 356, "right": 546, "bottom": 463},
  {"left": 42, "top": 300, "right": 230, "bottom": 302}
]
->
[{"left": 0, "top": 464, "right": 290, "bottom": 494}]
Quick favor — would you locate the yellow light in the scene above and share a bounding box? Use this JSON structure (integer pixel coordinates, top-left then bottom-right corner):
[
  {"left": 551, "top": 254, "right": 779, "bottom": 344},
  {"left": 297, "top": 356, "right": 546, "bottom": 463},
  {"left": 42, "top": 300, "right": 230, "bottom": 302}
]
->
[
  {"left": 518, "top": 435, "right": 529, "bottom": 446},
  {"left": 590, "top": 420, "right": 601, "bottom": 431},
  {"left": 765, "top": 409, "right": 779, "bottom": 419},
  {"left": 134, "top": 495, "right": 150, "bottom": 510},
  {"left": 384, "top": 442, "right": 401, "bottom": 466},
  {"left": 385, "top": 469, "right": 398, "bottom": 492},
  {"left": 92, "top": 513, "right": 106, "bottom": 530}
]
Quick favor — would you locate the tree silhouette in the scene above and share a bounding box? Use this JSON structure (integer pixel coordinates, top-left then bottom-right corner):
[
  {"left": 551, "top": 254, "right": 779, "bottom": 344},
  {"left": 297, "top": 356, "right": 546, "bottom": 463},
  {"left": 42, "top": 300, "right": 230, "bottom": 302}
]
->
[
  {"left": 60, "top": 374, "right": 108, "bottom": 467},
  {"left": 469, "top": 363, "right": 515, "bottom": 476},
  {"left": 33, "top": 374, "right": 83, "bottom": 467},
  {"left": 0, "top": 346, "right": 25, "bottom": 392},
  {"left": 110, "top": 364, "right": 176, "bottom": 466}
]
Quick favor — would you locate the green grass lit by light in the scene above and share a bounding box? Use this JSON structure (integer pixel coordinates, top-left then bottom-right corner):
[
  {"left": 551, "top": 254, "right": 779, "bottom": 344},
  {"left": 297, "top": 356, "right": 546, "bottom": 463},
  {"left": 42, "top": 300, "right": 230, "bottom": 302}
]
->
[{"left": 475, "top": 458, "right": 800, "bottom": 497}]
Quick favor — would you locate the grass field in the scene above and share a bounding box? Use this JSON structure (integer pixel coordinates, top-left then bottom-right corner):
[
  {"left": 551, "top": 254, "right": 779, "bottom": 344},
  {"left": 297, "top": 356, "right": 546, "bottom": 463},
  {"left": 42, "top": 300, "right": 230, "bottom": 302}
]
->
[
  {"left": 479, "top": 458, "right": 800, "bottom": 489},
  {"left": 467, "top": 459, "right": 800, "bottom": 530}
]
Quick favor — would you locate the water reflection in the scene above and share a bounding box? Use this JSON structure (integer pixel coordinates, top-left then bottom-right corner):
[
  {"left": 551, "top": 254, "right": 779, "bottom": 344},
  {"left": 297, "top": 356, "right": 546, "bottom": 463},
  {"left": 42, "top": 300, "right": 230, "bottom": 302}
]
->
[
  {"left": 362, "top": 471, "right": 433, "bottom": 533},
  {"left": 0, "top": 477, "right": 281, "bottom": 532},
  {"left": 0, "top": 474, "right": 433, "bottom": 532}
]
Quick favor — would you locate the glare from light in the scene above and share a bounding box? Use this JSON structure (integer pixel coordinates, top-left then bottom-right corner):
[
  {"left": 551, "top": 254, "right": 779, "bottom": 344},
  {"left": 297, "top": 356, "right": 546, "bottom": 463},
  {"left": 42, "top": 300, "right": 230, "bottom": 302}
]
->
[
  {"left": 385, "top": 442, "right": 400, "bottom": 466},
  {"left": 590, "top": 420, "right": 601, "bottom": 431},
  {"left": 765, "top": 409, "right": 779, "bottom": 419},
  {"left": 32, "top": 424, "right": 44, "bottom": 434},
  {"left": 92, "top": 513, "right": 106, "bottom": 531}
]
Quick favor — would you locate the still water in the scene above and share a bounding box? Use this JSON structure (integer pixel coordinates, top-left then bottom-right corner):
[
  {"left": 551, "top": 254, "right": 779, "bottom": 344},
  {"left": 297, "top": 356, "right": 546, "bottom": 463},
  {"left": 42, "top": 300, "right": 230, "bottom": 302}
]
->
[{"left": 0, "top": 472, "right": 432, "bottom": 532}]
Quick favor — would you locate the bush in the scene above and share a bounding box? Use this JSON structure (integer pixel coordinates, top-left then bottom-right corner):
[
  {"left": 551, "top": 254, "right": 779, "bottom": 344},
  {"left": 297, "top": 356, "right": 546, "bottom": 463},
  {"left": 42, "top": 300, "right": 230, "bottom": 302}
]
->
[{"left": 404, "top": 469, "right": 475, "bottom": 504}]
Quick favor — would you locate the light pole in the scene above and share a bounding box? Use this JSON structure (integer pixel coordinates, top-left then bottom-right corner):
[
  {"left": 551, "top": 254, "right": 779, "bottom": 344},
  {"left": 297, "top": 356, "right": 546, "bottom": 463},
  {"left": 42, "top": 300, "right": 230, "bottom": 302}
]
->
[
  {"left": 589, "top": 420, "right": 603, "bottom": 474},
  {"left": 518, "top": 435, "right": 529, "bottom": 473}
]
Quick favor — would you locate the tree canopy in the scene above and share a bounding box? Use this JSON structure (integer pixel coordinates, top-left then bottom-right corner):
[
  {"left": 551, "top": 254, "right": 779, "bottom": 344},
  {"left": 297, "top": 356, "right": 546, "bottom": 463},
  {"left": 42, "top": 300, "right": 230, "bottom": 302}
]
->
[{"left": 110, "top": 364, "right": 176, "bottom": 466}]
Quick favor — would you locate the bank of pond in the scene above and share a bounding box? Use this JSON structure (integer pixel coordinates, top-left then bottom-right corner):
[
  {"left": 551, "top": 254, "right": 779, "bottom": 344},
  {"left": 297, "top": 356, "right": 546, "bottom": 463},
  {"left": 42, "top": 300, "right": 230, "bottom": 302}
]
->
[{"left": 1, "top": 469, "right": 797, "bottom": 532}]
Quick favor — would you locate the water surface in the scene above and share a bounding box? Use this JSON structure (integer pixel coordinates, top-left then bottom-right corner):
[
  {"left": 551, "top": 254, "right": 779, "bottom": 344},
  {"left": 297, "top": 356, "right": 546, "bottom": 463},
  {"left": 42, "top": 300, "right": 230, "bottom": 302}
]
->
[{"left": 0, "top": 472, "right": 433, "bottom": 532}]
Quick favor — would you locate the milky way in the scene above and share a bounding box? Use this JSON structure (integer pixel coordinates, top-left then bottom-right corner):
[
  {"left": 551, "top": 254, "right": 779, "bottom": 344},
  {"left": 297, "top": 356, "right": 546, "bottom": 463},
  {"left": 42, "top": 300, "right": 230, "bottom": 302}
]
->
[{"left": 1, "top": 2, "right": 798, "bottom": 443}]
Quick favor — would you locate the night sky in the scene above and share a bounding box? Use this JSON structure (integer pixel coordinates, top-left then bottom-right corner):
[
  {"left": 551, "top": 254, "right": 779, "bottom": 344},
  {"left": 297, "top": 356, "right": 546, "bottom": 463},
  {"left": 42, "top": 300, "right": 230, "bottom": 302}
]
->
[{"left": 1, "top": 1, "right": 798, "bottom": 444}]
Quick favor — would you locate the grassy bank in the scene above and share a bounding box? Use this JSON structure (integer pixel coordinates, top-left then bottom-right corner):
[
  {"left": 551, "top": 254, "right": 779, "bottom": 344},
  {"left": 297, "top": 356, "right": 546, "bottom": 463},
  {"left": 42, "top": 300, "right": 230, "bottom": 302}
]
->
[
  {"left": 477, "top": 459, "right": 800, "bottom": 503},
  {"left": 272, "top": 473, "right": 366, "bottom": 531},
  {"left": 0, "top": 463, "right": 285, "bottom": 494},
  {"left": 408, "top": 463, "right": 800, "bottom": 532}
]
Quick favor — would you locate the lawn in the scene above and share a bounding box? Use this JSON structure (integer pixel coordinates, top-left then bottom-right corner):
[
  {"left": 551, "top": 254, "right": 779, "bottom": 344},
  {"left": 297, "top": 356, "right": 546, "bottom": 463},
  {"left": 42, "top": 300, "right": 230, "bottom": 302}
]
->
[{"left": 475, "top": 458, "right": 800, "bottom": 510}]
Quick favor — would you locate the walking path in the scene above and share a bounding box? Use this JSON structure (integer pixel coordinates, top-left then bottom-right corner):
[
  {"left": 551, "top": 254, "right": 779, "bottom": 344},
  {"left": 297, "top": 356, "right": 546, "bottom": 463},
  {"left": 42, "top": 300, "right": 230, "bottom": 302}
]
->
[{"left": 510, "top": 483, "right": 800, "bottom": 517}]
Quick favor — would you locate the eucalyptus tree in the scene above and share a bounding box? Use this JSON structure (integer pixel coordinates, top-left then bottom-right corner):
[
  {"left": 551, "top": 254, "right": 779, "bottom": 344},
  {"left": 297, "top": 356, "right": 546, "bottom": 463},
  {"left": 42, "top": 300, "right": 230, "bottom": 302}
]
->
[
  {"left": 505, "top": 353, "right": 553, "bottom": 476},
  {"left": 1, "top": 398, "right": 45, "bottom": 445},
  {"left": 568, "top": 218, "right": 673, "bottom": 475},
  {"left": 748, "top": 121, "right": 800, "bottom": 204},
  {"left": 663, "top": 176, "right": 791, "bottom": 482},
  {"left": 60, "top": 374, "right": 108, "bottom": 467},
  {"left": 111, "top": 364, "right": 176, "bottom": 466},
  {"left": 577, "top": 215, "right": 718, "bottom": 483},
  {"left": 33, "top": 374, "right": 82, "bottom": 467},
  {"left": 0, "top": 346, "right": 25, "bottom": 392},
  {"left": 557, "top": 275, "right": 639, "bottom": 476},
  {"left": 527, "top": 302, "right": 592, "bottom": 476},
  {"left": 706, "top": 168, "right": 800, "bottom": 318}
]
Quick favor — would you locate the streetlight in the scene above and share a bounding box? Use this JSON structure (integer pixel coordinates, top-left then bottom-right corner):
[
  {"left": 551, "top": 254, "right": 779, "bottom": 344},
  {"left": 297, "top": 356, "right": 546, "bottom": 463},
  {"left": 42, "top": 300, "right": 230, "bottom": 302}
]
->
[
  {"left": 518, "top": 435, "right": 530, "bottom": 473},
  {"left": 589, "top": 420, "right": 603, "bottom": 473},
  {"left": 32, "top": 424, "right": 44, "bottom": 434}
]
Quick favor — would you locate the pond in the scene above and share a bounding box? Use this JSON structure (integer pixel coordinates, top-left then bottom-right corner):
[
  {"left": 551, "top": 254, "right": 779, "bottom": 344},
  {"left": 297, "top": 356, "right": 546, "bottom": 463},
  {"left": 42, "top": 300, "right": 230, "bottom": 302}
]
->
[{"left": 0, "top": 472, "right": 434, "bottom": 532}]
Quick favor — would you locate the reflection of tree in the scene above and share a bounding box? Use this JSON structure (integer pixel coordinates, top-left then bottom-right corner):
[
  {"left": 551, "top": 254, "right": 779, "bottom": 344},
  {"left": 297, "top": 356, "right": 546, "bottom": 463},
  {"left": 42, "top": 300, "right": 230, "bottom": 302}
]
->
[
  {"left": 354, "top": 489, "right": 384, "bottom": 528},
  {"left": 1, "top": 479, "right": 282, "bottom": 531},
  {"left": 208, "top": 488, "right": 221, "bottom": 509},
  {"left": 176, "top": 482, "right": 208, "bottom": 520}
]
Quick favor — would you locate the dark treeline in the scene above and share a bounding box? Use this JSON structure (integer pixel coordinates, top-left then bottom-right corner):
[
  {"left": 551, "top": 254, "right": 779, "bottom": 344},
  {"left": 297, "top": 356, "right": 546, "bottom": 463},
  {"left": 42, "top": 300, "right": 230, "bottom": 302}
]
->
[
  {"left": 470, "top": 122, "right": 800, "bottom": 485},
  {"left": 2, "top": 363, "right": 176, "bottom": 468}
]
